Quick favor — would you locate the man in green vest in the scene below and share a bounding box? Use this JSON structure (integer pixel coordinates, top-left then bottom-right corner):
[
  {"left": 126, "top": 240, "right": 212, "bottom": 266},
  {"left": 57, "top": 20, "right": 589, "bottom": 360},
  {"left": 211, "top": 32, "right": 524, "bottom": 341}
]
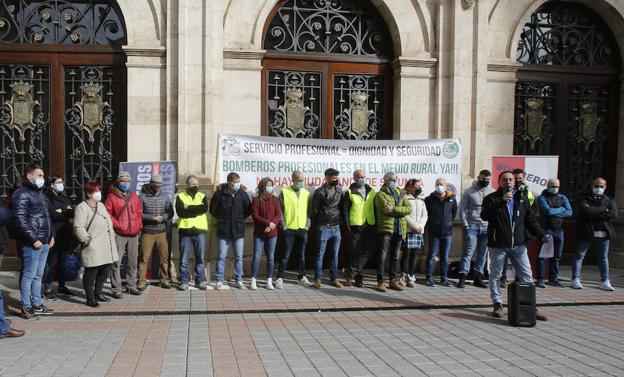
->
[
  {"left": 341, "top": 169, "right": 376, "bottom": 288},
  {"left": 175, "top": 175, "right": 209, "bottom": 291},
  {"left": 275, "top": 171, "right": 311, "bottom": 289}
]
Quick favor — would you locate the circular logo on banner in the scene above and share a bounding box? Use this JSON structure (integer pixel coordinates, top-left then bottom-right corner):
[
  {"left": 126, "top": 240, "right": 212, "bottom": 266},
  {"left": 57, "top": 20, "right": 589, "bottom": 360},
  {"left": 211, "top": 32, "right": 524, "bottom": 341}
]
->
[
  {"left": 443, "top": 141, "right": 459, "bottom": 159},
  {"left": 221, "top": 137, "right": 241, "bottom": 156}
]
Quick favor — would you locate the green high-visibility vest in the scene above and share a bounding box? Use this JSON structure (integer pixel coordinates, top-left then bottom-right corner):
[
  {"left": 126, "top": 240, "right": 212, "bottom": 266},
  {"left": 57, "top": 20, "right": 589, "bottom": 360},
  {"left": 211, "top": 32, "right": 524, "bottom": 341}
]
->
[
  {"left": 282, "top": 186, "right": 309, "bottom": 230},
  {"left": 347, "top": 189, "right": 376, "bottom": 226},
  {"left": 177, "top": 191, "right": 209, "bottom": 231}
]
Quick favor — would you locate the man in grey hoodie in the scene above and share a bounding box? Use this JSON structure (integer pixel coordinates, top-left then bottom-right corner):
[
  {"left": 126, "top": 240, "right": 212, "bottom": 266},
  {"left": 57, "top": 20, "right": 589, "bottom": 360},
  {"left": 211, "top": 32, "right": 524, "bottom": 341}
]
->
[{"left": 457, "top": 170, "right": 495, "bottom": 288}]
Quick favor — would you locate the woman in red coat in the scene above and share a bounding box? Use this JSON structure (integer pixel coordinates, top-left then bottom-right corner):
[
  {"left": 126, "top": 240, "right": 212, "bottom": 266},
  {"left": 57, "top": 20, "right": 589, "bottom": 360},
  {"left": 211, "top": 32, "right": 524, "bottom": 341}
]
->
[{"left": 250, "top": 178, "right": 282, "bottom": 290}]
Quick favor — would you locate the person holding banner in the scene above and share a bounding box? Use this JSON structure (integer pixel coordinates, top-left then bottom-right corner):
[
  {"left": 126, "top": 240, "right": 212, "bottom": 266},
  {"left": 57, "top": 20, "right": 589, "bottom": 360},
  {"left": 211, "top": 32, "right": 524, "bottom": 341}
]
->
[
  {"left": 311, "top": 168, "right": 344, "bottom": 289},
  {"left": 572, "top": 177, "right": 618, "bottom": 291},
  {"left": 399, "top": 179, "right": 427, "bottom": 288},
  {"left": 374, "top": 172, "right": 412, "bottom": 292},
  {"left": 175, "top": 175, "right": 210, "bottom": 291},
  {"left": 209, "top": 172, "right": 252, "bottom": 290},
  {"left": 138, "top": 174, "right": 174, "bottom": 290},
  {"left": 341, "top": 169, "right": 376, "bottom": 288},
  {"left": 275, "top": 171, "right": 312, "bottom": 289},
  {"left": 536, "top": 178, "right": 572, "bottom": 288},
  {"left": 425, "top": 178, "right": 458, "bottom": 287},
  {"left": 105, "top": 171, "right": 143, "bottom": 298},
  {"left": 250, "top": 178, "right": 282, "bottom": 290}
]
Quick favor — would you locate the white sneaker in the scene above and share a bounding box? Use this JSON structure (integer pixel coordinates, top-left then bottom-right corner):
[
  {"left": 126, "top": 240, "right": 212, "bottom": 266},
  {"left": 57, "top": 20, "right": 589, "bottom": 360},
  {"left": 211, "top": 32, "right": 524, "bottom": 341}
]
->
[
  {"left": 408, "top": 274, "right": 416, "bottom": 283},
  {"left": 236, "top": 281, "right": 245, "bottom": 289},
  {"left": 600, "top": 280, "right": 615, "bottom": 291},
  {"left": 299, "top": 276, "right": 311, "bottom": 286},
  {"left": 216, "top": 281, "right": 224, "bottom": 290},
  {"left": 572, "top": 278, "right": 583, "bottom": 289},
  {"left": 266, "top": 278, "right": 274, "bottom": 290},
  {"left": 250, "top": 278, "right": 257, "bottom": 290},
  {"left": 275, "top": 278, "right": 284, "bottom": 289}
]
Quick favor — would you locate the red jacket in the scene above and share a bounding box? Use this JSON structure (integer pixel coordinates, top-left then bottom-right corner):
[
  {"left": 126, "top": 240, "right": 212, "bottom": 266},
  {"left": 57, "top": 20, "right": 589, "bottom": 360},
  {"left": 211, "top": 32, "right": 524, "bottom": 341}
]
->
[
  {"left": 252, "top": 195, "right": 282, "bottom": 238},
  {"left": 104, "top": 186, "right": 143, "bottom": 237}
]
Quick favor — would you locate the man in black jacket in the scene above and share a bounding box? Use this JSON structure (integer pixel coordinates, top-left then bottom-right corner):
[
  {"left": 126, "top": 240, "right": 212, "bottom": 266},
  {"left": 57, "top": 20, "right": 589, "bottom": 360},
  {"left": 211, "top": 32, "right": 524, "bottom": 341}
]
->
[
  {"left": 209, "top": 172, "right": 251, "bottom": 290},
  {"left": 571, "top": 177, "right": 618, "bottom": 291},
  {"left": 311, "top": 168, "right": 343, "bottom": 289},
  {"left": 481, "top": 171, "right": 549, "bottom": 319},
  {"left": 12, "top": 163, "right": 56, "bottom": 318}
]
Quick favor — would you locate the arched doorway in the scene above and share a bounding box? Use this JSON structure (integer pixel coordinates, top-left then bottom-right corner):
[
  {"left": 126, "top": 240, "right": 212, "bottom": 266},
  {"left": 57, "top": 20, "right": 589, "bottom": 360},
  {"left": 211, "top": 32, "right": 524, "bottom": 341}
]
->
[
  {"left": 513, "top": 1, "right": 620, "bottom": 199},
  {"left": 262, "top": 0, "right": 394, "bottom": 140},
  {"left": 0, "top": 0, "right": 127, "bottom": 202}
]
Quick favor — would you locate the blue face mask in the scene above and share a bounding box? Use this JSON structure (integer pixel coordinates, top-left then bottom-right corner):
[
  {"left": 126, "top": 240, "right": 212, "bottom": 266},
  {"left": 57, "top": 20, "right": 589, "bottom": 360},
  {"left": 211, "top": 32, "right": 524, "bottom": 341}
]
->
[
  {"left": 388, "top": 181, "right": 397, "bottom": 190},
  {"left": 232, "top": 182, "right": 241, "bottom": 191},
  {"left": 35, "top": 178, "right": 45, "bottom": 189},
  {"left": 548, "top": 187, "right": 559, "bottom": 195},
  {"left": 54, "top": 183, "right": 64, "bottom": 193},
  {"left": 266, "top": 186, "right": 274, "bottom": 194},
  {"left": 118, "top": 182, "right": 131, "bottom": 192},
  {"left": 435, "top": 185, "right": 446, "bottom": 194},
  {"left": 294, "top": 181, "right": 304, "bottom": 190},
  {"left": 356, "top": 178, "right": 366, "bottom": 187}
]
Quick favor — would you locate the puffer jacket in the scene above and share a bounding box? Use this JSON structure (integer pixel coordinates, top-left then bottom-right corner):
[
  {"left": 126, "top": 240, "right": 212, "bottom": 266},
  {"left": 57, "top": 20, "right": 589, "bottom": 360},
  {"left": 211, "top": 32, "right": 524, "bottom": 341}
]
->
[
  {"left": 425, "top": 190, "right": 458, "bottom": 236},
  {"left": 209, "top": 184, "right": 252, "bottom": 240},
  {"left": 104, "top": 185, "right": 143, "bottom": 237},
  {"left": 310, "top": 184, "right": 343, "bottom": 227},
  {"left": 374, "top": 186, "right": 412, "bottom": 239},
  {"left": 139, "top": 185, "right": 174, "bottom": 234},
  {"left": 12, "top": 180, "right": 55, "bottom": 246},
  {"left": 458, "top": 181, "right": 495, "bottom": 227},
  {"left": 46, "top": 188, "right": 74, "bottom": 247},
  {"left": 405, "top": 192, "right": 427, "bottom": 234}
]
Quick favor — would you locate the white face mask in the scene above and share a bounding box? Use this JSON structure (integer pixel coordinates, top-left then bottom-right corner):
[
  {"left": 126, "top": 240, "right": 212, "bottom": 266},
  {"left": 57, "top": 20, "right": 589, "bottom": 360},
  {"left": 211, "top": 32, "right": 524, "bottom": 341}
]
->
[{"left": 92, "top": 191, "right": 102, "bottom": 202}]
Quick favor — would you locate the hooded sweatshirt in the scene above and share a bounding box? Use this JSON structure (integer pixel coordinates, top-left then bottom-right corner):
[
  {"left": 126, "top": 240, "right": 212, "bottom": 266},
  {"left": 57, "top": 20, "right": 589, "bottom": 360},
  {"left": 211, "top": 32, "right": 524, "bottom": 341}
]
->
[{"left": 458, "top": 180, "right": 495, "bottom": 227}]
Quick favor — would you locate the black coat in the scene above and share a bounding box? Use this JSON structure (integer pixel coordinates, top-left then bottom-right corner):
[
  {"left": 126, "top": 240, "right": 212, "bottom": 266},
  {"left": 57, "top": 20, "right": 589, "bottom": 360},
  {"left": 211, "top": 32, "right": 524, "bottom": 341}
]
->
[
  {"left": 424, "top": 191, "right": 457, "bottom": 236},
  {"left": 577, "top": 193, "right": 618, "bottom": 240},
  {"left": 209, "top": 184, "right": 251, "bottom": 240},
  {"left": 12, "top": 180, "right": 55, "bottom": 246},
  {"left": 481, "top": 189, "right": 545, "bottom": 248},
  {"left": 311, "top": 184, "right": 342, "bottom": 227},
  {"left": 46, "top": 188, "right": 74, "bottom": 247}
]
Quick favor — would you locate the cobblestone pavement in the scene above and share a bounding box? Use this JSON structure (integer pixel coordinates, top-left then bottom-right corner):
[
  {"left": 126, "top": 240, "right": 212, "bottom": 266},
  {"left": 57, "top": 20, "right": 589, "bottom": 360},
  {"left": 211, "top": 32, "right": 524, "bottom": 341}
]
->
[{"left": 1, "top": 266, "right": 623, "bottom": 376}]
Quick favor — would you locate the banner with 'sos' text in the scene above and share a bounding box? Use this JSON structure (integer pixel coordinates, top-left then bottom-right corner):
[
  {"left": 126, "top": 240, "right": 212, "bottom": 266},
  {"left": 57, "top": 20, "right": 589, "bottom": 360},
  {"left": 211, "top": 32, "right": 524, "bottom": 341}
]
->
[{"left": 216, "top": 134, "right": 462, "bottom": 196}]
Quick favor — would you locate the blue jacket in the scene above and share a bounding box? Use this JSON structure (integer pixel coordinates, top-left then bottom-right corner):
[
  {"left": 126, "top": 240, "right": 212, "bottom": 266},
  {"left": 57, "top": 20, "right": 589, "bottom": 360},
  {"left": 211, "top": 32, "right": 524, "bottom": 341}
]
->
[{"left": 12, "top": 180, "right": 55, "bottom": 246}]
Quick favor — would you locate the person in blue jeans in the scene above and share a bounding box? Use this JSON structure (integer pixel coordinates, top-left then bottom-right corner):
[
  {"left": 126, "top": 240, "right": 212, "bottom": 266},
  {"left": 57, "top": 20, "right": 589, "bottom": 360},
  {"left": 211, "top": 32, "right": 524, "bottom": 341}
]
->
[
  {"left": 1, "top": 202, "right": 24, "bottom": 337},
  {"left": 250, "top": 178, "right": 282, "bottom": 290},
  {"left": 425, "top": 178, "right": 458, "bottom": 287},
  {"left": 12, "top": 163, "right": 56, "bottom": 319},
  {"left": 572, "top": 177, "right": 618, "bottom": 291},
  {"left": 311, "top": 168, "right": 343, "bottom": 289},
  {"left": 536, "top": 178, "right": 572, "bottom": 288},
  {"left": 457, "top": 170, "right": 495, "bottom": 288},
  {"left": 209, "top": 172, "right": 251, "bottom": 290},
  {"left": 175, "top": 175, "right": 210, "bottom": 291}
]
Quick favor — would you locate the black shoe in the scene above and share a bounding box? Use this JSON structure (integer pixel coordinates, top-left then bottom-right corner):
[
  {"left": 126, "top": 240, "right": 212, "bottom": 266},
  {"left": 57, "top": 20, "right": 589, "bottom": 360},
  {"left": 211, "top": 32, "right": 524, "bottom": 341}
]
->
[
  {"left": 96, "top": 294, "right": 111, "bottom": 302},
  {"left": 57, "top": 286, "right": 74, "bottom": 296},
  {"left": 440, "top": 280, "right": 453, "bottom": 287},
  {"left": 473, "top": 276, "right": 487, "bottom": 288},
  {"left": 126, "top": 288, "right": 142, "bottom": 296},
  {"left": 44, "top": 290, "right": 57, "bottom": 301},
  {"left": 33, "top": 305, "right": 54, "bottom": 315},
  {"left": 86, "top": 300, "right": 99, "bottom": 308},
  {"left": 20, "top": 308, "right": 36, "bottom": 319},
  {"left": 456, "top": 278, "right": 465, "bottom": 288},
  {"left": 492, "top": 302, "right": 503, "bottom": 318},
  {"left": 112, "top": 291, "right": 124, "bottom": 299}
]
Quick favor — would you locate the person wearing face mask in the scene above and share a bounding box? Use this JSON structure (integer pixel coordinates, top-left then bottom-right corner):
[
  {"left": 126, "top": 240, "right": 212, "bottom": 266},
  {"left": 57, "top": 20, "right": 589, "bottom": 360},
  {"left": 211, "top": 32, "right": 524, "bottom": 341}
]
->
[
  {"left": 424, "top": 178, "right": 458, "bottom": 287},
  {"left": 104, "top": 171, "right": 143, "bottom": 298},
  {"left": 209, "top": 172, "right": 252, "bottom": 290},
  {"left": 572, "top": 177, "right": 618, "bottom": 291},
  {"left": 275, "top": 171, "right": 312, "bottom": 289},
  {"left": 536, "top": 178, "right": 572, "bottom": 288},
  {"left": 374, "top": 172, "right": 412, "bottom": 292},
  {"left": 12, "top": 163, "right": 56, "bottom": 318},
  {"left": 74, "top": 182, "right": 119, "bottom": 307},
  {"left": 341, "top": 169, "right": 376, "bottom": 287},
  {"left": 175, "top": 175, "right": 210, "bottom": 290},
  {"left": 310, "top": 168, "right": 344, "bottom": 289},
  {"left": 399, "top": 179, "right": 427, "bottom": 288},
  {"left": 43, "top": 175, "right": 75, "bottom": 298},
  {"left": 250, "top": 178, "right": 282, "bottom": 290},
  {"left": 138, "top": 174, "right": 174, "bottom": 290},
  {"left": 457, "top": 170, "right": 495, "bottom": 289}
]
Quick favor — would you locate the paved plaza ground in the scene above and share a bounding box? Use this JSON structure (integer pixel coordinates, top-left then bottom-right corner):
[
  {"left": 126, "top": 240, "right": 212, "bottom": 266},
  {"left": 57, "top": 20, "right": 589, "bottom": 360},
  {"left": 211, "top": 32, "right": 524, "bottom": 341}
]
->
[{"left": 1, "top": 266, "right": 623, "bottom": 377}]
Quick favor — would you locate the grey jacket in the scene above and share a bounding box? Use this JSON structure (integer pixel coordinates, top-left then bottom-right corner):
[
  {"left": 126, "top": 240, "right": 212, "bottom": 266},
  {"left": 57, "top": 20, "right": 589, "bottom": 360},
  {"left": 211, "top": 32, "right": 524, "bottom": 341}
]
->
[
  {"left": 140, "top": 186, "right": 174, "bottom": 234},
  {"left": 74, "top": 201, "right": 119, "bottom": 268},
  {"left": 458, "top": 180, "right": 495, "bottom": 227}
]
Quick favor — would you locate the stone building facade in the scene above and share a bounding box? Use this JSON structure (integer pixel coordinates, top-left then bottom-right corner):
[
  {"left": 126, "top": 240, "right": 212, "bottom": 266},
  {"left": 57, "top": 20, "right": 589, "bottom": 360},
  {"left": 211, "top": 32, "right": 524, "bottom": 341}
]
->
[{"left": 1, "top": 0, "right": 623, "bottom": 269}]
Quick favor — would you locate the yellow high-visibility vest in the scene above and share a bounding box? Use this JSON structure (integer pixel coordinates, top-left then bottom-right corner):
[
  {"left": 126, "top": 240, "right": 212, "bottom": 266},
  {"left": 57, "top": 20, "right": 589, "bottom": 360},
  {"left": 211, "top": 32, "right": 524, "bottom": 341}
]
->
[
  {"left": 282, "top": 186, "right": 309, "bottom": 230},
  {"left": 177, "top": 191, "right": 209, "bottom": 231},
  {"left": 347, "top": 189, "right": 376, "bottom": 226}
]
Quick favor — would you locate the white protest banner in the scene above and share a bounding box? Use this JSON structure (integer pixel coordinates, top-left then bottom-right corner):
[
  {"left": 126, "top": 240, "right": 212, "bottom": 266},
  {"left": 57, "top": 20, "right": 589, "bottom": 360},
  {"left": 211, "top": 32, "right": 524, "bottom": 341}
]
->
[
  {"left": 216, "top": 134, "right": 462, "bottom": 196},
  {"left": 492, "top": 156, "right": 559, "bottom": 197}
]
